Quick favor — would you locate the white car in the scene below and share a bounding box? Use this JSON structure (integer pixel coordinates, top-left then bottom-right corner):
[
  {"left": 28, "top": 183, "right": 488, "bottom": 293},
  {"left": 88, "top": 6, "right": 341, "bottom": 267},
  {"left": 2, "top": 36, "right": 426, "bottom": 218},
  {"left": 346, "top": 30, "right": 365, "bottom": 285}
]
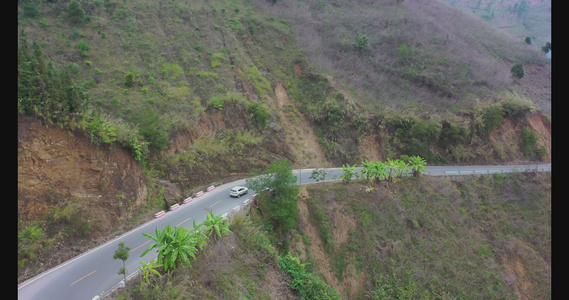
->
[{"left": 229, "top": 186, "right": 248, "bottom": 198}]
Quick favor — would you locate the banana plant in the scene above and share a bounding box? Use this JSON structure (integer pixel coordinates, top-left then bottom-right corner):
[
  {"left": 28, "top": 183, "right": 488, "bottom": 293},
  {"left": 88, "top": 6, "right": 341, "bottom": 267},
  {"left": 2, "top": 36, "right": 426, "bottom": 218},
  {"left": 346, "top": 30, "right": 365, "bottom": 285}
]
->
[
  {"left": 202, "top": 211, "right": 232, "bottom": 239},
  {"left": 360, "top": 158, "right": 373, "bottom": 183},
  {"left": 139, "top": 258, "right": 162, "bottom": 288},
  {"left": 340, "top": 163, "right": 357, "bottom": 184},
  {"left": 394, "top": 159, "right": 411, "bottom": 179},
  {"left": 370, "top": 160, "right": 388, "bottom": 183},
  {"left": 408, "top": 155, "right": 427, "bottom": 177},
  {"left": 384, "top": 158, "right": 398, "bottom": 182},
  {"left": 141, "top": 225, "right": 200, "bottom": 271}
]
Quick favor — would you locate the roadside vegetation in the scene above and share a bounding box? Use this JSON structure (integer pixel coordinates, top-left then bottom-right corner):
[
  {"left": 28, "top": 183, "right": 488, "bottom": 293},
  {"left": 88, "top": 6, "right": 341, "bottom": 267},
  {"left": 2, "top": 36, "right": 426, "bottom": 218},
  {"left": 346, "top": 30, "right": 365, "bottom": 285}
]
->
[
  {"left": 18, "top": 0, "right": 550, "bottom": 283},
  {"left": 113, "top": 160, "right": 339, "bottom": 299},
  {"left": 295, "top": 171, "right": 550, "bottom": 299},
  {"left": 111, "top": 164, "right": 550, "bottom": 299},
  {"left": 17, "top": 0, "right": 549, "bottom": 170}
]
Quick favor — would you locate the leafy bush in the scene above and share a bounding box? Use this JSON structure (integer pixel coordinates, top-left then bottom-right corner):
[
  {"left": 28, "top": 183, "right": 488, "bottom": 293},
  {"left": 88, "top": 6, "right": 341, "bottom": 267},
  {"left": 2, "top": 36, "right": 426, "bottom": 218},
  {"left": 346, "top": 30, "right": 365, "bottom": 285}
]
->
[
  {"left": 352, "top": 31, "right": 369, "bottom": 53},
  {"left": 278, "top": 252, "right": 340, "bottom": 300},
  {"left": 519, "top": 126, "right": 539, "bottom": 157},
  {"left": 67, "top": 0, "right": 85, "bottom": 24},
  {"left": 130, "top": 108, "right": 169, "bottom": 152},
  {"left": 511, "top": 63, "right": 525, "bottom": 79},
  {"left": 541, "top": 41, "right": 551, "bottom": 54},
  {"left": 23, "top": 3, "right": 40, "bottom": 18},
  {"left": 246, "top": 160, "right": 300, "bottom": 234},
  {"left": 439, "top": 121, "right": 469, "bottom": 148},
  {"left": 75, "top": 41, "right": 91, "bottom": 57},
  {"left": 482, "top": 105, "right": 504, "bottom": 133},
  {"left": 248, "top": 102, "right": 271, "bottom": 127},
  {"left": 124, "top": 72, "right": 137, "bottom": 88},
  {"left": 397, "top": 43, "right": 410, "bottom": 63}
]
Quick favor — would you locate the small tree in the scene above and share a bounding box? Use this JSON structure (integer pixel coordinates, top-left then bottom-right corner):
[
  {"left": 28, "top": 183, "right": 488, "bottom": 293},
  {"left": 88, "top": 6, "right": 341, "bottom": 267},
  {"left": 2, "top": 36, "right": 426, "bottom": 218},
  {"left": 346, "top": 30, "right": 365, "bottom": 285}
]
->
[
  {"left": 67, "top": 0, "right": 86, "bottom": 25},
  {"left": 113, "top": 242, "right": 131, "bottom": 284},
  {"left": 124, "top": 72, "right": 135, "bottom": 87},
  {"left": 246, "top": 159, "right": 299, "bottom": 234},
  {"left": 541, "top": 41, "right": 551, "bottom": 54},
  {"left": 75, "top": 41, "right": 91, "bottom": 57},
  {"left": 511, "top": 63, "right": 525, "bottom": 79},
  {"left": 248, "top": 102, "right": 271, "bottom": 128},
  {"left": 352, "top": 31, "right": 369, "bottom": 53},
  {"left": 523, "top": 36, "right": 531, "bottom": 45}
]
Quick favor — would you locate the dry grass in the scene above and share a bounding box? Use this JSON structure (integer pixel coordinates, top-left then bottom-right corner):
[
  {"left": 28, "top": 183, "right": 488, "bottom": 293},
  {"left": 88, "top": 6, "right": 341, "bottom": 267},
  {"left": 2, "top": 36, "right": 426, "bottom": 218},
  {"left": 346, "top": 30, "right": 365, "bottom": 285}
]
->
[
  {"left": 252, "top": 0, "right": 547, "bottom": 112},
  {"left": 299, "top": 172, "right": 550, "bottom": 299}
]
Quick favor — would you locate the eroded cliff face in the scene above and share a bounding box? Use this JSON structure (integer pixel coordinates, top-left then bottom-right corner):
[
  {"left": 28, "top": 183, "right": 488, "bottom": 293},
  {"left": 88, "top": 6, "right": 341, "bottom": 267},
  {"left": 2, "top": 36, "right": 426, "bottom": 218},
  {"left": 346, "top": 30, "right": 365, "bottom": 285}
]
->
[{"left": 17, "top": 116, "right": 148, "bottom": 233}]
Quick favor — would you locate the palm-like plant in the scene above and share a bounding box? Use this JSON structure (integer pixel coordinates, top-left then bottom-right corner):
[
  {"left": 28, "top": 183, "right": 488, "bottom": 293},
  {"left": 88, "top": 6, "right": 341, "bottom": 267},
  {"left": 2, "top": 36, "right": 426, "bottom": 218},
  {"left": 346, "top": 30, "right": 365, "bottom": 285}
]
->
[
  {"left": 408, "top": 155, "right": 427, "bottom": 177},
  {"left": 191, "top": 219, "right": 208, "bottom": 251},
  {"left": 139, "top": 258, "right": 162, "bottom": 288},
  {"left": 385, "top": 158, "right": 398, "bottom": 182},
  {"left": 370, "top": 160, "right": 388, "bottom": 183},
  {"left": 340, "top": 164, "right": 357, "bottom": 184},
  {"left": 202, "top": 211, "right": 231, "bottom": 239},
  {"left": 394, "top": 159, "right": 411, "bottom": 179},
  {"left": 140, "top": 225, "right": 200, "bottom": 272},
  {"left": 360, "top": 158, "right": 373, "bottom": 183}
]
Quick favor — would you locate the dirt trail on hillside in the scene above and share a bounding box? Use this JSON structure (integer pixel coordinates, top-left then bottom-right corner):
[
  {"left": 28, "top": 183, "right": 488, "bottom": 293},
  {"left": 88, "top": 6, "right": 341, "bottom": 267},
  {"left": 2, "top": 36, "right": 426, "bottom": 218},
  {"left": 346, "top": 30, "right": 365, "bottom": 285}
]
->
[{"left": 274, "top": 81, "right": 330, "bottom": 168}]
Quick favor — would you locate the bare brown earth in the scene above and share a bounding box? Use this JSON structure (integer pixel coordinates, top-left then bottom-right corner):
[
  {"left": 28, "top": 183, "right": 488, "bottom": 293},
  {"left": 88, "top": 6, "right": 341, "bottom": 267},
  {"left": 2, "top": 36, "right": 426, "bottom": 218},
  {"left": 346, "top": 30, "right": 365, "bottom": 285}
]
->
[
  {"left": 17, "top": 115, "right": 149, "bottom": 282},
  {"left": 17, "top": 115, "right": 148, "bottom": 223},
  {"left": 274, "top": 81, "right": 331, "bottom": 168}
]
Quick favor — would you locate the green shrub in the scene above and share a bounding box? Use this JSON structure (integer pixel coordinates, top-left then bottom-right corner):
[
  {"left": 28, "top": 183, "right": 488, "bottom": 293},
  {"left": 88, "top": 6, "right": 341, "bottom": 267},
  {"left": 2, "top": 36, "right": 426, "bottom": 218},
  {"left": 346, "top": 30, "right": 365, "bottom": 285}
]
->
[
  {"left": 278, "top": 252, "right": 340, "bottom": 299},
  {"left": 147, "top": 75, "right": 155, "bottom": 84},
  {"left": 75, "top": 41, "right": 91, "bottom": 57},
  {"left": 519, "top": 126, "right": 539, "bottom": 157},
  {"left": 523, "top": 36, "right": 531, "bottom": 44},
  {"left": 248, "top": 102, "right": 271, "bottom": 127},
  {"left": 352, "top": 31, "right": 369, "bottom": 53},
  {"left": 439, "top": 121, "right": 469, "bottom": 148},
  {"left": 67, "top": 0, "right": 85, "bottom": 24},
  {"left": 67, "top": 62, "right": 80, "bottom": 74},
  {"left": 541, "top": 41, "right": 551, "bottom": 54},
  {"left": 483, "top": 105, "right": 504, "bottom": 133},
  {"left": 397, "top": 43, "right": 410, "bottom": 62},
  {"left": 131, "top": 108, "right": 169, "bottom": 152},
  {"left": 23, "top": 3, "right": 41, "bottom": 18},
  {"left": 511, "top": 63, "right": 525, "bottom": 79},
  {"left": 124, "top": 72, "right": 135, "bottom": 87}
]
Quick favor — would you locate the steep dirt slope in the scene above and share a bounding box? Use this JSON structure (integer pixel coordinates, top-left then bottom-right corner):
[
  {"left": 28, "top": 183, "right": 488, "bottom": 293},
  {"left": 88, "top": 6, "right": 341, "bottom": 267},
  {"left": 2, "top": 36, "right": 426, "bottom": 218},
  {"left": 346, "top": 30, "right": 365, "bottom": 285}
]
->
[
  {"left": 275, "top": 81, "right": 331, "bottom": 168},
  {"left": 18, "top": 116, "right": 148, "bottom": 223},
  {"left": 18, "top": 115, "right": 149, "bottom": 281}
]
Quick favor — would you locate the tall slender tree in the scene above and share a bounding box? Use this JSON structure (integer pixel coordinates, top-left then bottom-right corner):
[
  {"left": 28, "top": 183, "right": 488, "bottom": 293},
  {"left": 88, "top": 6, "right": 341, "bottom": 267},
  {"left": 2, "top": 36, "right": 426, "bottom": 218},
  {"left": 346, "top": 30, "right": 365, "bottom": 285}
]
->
[{"left": 113, "top": 242, "right": 130, "bottom": 284}]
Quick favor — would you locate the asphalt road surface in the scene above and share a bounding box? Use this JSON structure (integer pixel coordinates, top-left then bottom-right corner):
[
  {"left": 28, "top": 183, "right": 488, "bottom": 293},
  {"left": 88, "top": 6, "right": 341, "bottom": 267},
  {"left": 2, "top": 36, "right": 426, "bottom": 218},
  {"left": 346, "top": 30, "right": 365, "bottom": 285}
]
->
[{"left": 17, "top": 163, "right": 550, "bottom": 299}]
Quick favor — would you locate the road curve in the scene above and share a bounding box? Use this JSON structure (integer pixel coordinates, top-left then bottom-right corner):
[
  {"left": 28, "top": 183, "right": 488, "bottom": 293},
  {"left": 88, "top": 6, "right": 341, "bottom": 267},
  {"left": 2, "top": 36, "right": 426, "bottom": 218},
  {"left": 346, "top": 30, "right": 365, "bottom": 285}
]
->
[{"left": 17, "top": 163, "right": 550, "bottom": 299}]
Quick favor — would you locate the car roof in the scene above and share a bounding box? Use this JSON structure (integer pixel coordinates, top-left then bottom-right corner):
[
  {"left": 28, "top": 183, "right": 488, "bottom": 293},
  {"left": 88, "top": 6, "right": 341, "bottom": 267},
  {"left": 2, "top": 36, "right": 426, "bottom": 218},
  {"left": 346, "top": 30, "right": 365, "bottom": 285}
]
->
[{"left": 231, "top": 186, "right": 245, "bottom": 189}]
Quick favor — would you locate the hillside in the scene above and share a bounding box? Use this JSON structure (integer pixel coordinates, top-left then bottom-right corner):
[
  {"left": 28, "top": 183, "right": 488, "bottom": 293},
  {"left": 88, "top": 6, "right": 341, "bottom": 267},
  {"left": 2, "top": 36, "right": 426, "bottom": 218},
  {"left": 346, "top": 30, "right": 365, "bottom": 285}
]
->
[
  {"left": 18, "top": 0, "right": 550, "bottom": 286},
  {"left": 109, "top": 172, "right": 551, "bottom": 299}
]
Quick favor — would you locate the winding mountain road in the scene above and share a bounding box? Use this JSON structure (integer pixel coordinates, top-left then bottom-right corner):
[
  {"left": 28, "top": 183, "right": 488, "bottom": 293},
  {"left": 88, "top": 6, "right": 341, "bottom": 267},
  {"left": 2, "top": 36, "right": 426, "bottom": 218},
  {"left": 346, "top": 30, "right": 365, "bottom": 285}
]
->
[{"left": 17, "top": 163, "right": 550, "bottom": 300}]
